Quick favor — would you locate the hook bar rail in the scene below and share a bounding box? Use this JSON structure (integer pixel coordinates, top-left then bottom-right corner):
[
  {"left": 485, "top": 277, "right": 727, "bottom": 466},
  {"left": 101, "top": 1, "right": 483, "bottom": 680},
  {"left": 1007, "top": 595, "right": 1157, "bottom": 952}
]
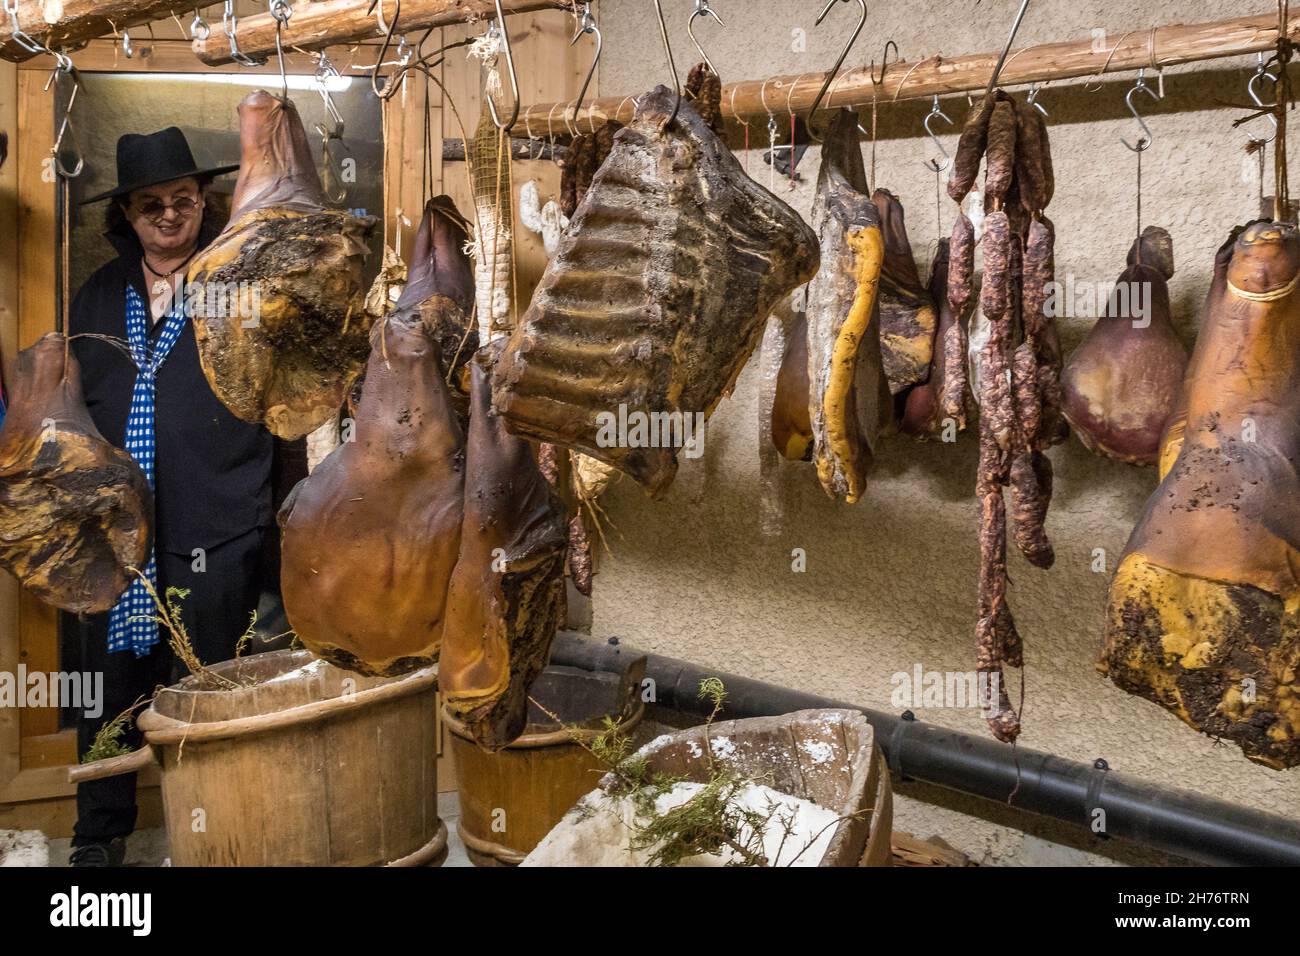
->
[
  {"left": 516, "top": 10, "right": 1300, "bottom": 135},
  {"left": 2, "top": 0, "right": 191, "bottom": 62},
  {"left": 192, "top": 0, "right": 567, "bottom": 66}
]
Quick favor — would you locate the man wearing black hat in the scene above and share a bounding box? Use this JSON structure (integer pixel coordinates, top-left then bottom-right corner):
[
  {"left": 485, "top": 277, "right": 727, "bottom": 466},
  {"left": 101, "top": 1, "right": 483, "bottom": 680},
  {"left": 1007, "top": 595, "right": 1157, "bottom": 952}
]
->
[{"left": 67, "top": 128, "right": 280, "bottom": 866}]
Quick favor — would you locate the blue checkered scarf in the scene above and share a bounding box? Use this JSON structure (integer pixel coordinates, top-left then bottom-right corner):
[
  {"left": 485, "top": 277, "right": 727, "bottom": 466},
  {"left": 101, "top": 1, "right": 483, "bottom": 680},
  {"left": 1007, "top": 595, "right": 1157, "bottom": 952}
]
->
[{"left": 106, "top": 283, "right": 188, "bottom": 656}]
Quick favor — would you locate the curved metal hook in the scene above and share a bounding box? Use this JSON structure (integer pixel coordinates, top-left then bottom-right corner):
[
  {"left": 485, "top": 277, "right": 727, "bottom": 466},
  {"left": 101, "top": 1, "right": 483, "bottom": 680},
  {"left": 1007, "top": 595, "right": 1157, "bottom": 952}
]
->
[
  {"left": 51, "top": 68, "right": 84, "bottom": 179},
  {"left": 871, "top": 39, "right": 898, "bottom": 87},
  {"left": 652, "top": 0, "right": 681, "bottom": 128},
  {"left": 1121, "top": 69, "right": 1160, "bottom": 152},
  {"left": 270, "top": 0, "right": 293, "bottom": 102},
  {"left": 567, "top": 3, "right": 601, "bottom": 134},
  {"left": 486, "top": 0, "right": 520, "bottom": 132},
  {"left": 688, "top": 0, "right": 725, "bottom": 77},
  {"left": 922, "top": 95, "right": 953, "bottom": 173},
  {"left": 190, "top": 8, "right": 210, "bottom": 41},
  {"left": 807, "top": 0, "right": 867, "bottom": 129},
  {"left": 1027, "top": 82, "right": 1048, "bottom": 117},
  {"left": 366, "top": 0, "right": 400, "bottom": 99},
  {"left": 1248, "top": 53, "right": 1279, "bottom": 145}
]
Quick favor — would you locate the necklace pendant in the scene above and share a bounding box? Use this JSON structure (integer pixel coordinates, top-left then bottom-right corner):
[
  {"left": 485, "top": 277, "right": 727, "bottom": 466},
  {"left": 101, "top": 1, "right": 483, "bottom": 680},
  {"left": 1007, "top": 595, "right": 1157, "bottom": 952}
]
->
[{"left": 152, "top": 277, "right": 171, "bottom": 297}]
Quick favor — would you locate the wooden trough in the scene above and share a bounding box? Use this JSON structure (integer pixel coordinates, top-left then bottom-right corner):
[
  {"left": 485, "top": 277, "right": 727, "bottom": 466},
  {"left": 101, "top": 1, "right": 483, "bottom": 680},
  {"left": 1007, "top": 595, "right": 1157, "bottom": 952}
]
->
[
  {"left": 583, "top": 708, "right": 893, "bottom": 867},
  {"left": 70, "top": 649, "right": 445, "bottom": 867}
]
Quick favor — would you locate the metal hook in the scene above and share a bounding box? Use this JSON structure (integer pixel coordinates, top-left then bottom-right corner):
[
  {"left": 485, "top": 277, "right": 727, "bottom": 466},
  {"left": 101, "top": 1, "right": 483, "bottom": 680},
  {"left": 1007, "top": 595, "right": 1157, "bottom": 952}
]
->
[
  {"left": 315, "top": 52, "right": 346, "bottom": 138},
  {"left": 651, "top": 0, "right": 682, "bottom": 128},
  {"left": 1027, "top": 82, "right": 1048, "bottom": 117},
  {"left": 223, "top": 1, "right": 266, "bottom": 67},
  {"left": 567, "top": 3, "right": 601, "bottom": 133},
  {"left": 871, "top": 39, "right": 898, "bottom": 87},
  {"left": 986, "top": 0, "right": 1032, "bottom": 96},
  {"left": 688, "top": 0, "right": 724, "bottom": 77},
  {"left": 807, "top": 0, "right": 867, "bottom": 131},
  {"left": 3, "top": 0, "right": 46, "bottom": 56},
  {"left": 269, "top": 0, "right": 292, "bottom": 102},
  {"left": 1248, "top": 53, "right": 1279, "bottom": 145},
  {"left": 1121, "top": 68, "right": 1160, "bottom": 152},
  {"left": 49, "top": 67, "right": 84, "bottom": 179},
  {"left": 486, "top": 0, "right": 520, "bottom": 131},
  {"left": 190, "top": 8, "right": 210, "bottom": 40},
  {"left": 922, "top": 95, "right": 953, "bottom": 172}
]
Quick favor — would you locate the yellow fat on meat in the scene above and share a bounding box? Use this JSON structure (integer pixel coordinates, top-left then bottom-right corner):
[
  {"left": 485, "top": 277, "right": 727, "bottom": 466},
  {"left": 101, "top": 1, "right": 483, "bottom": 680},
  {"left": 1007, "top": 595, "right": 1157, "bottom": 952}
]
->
[{"left": 818, "top": 225, "right": 884, "bottom": 505}]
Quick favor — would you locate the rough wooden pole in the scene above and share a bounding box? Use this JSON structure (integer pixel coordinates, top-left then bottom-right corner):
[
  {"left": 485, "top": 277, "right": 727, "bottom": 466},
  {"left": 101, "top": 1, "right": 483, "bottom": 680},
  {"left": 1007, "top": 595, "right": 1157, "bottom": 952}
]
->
[
  {"left": 194, "top": 0, "right": 570, "bottom": 66},
  {"left": 519, "top": 11, "right": 1300, "bottom": 135},
  {"left": 0, "top": 0, "right": 186, "bottom": 62}
]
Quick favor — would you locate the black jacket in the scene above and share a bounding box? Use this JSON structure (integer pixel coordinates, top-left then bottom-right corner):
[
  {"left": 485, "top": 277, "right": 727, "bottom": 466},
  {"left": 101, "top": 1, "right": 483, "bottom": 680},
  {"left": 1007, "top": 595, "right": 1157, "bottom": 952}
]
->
[{"left": 69, "top": 212, "right": 275, "bottom": 555}]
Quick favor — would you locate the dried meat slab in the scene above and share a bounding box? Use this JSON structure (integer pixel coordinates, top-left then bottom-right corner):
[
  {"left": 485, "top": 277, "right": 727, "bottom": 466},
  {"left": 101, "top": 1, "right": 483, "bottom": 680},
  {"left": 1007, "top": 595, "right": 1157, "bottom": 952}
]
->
[
  {"left": 441, "top": 357, "right": 568, "bottom": 751},
  {"left": 188, "top": 91, "right": 376, "bottom": 441},
  {"left": 0, "top": 335, "right": 151, "bottom": 613},
  {"left": 806, "top": 110, "right": 891, "bottom": 504},
  {"left": 1103, "top": 221, "right": 1300, "bottom": 768},
  {"left": 492, "top": 85, "right": 819, "bottom": 496},
  {"left": 873, "top": 188, "right": 937, "bottom": 396},
  {"left": 278, "top": 319, "right": 465, "bottom": 677}
]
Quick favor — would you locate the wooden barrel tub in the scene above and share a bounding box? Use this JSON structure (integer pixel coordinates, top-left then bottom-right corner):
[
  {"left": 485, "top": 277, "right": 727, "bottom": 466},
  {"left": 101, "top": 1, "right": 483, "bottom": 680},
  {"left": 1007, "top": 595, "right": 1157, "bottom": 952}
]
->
[
  {"left": 74, "top": 649, "right": 446, "bottom": 867},
  {"left": 446, "top": 659, "right": 646, "bottom": 866}
]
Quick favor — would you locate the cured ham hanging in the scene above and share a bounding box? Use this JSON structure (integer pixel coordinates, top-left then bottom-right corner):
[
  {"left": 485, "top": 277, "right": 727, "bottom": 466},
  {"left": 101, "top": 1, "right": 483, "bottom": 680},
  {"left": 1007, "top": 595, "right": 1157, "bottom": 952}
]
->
[
  {"left": 0, "top": 335, "right": 151, "bottom": 614},
  {"left": 492, "top": 85, "right": 819, "bottom": 496},
  {"left": 278, "top": 318, "right": 466, "bottom": 677},
  {"left": 1102, "top": 220, "right": 1300, "bottom": 769},
  {"left": 387, "top": 196, "right": 478, "bottom": 410},
  {"left": 1061, "top": 227, "right": 1186, "bottom": 465},
  {"left": 804, "top": 109, "right": 890, "bottom": 504},
  {"left": 188, "top": 91, "right": 376, "bottom": 441},
  {"left": 441, "top": 356, "right": 569, "bottom": 751},
  {"left": 948, "top": 91, "right": 1066, "bottom": 743}
]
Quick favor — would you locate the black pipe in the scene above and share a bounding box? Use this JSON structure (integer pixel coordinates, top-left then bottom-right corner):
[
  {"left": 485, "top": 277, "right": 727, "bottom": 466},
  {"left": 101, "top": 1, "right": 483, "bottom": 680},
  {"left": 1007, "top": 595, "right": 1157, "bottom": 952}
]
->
[{"left": 551, "top": 633, "right": 1300, "bottom": 867}]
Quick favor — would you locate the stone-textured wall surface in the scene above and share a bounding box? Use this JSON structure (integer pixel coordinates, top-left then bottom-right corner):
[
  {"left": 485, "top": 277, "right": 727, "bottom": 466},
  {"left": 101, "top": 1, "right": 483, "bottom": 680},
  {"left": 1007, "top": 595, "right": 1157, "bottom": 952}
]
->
[{"left": 584, "top": 0, "right": 1300, "bottom": 864}]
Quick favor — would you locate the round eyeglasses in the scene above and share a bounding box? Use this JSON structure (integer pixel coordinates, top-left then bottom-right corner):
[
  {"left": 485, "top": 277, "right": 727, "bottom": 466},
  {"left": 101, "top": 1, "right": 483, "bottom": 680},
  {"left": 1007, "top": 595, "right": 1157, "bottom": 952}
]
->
[{"left": 133, "top": 196, "right": 202, "bottom": 222}]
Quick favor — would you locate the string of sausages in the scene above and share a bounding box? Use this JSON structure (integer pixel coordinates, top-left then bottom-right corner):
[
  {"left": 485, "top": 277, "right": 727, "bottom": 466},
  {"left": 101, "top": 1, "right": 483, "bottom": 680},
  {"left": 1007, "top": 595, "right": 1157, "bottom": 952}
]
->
[{"left": 945, "top": 90, "right": 1066, "bottom": 743}]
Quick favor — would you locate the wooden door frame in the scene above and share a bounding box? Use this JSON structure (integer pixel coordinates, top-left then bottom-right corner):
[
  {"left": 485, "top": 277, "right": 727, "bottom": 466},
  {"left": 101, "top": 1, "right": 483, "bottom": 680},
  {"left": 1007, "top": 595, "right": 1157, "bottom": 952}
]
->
[{"left": 1, "top": 8, "right": 587, "bottom": 833}]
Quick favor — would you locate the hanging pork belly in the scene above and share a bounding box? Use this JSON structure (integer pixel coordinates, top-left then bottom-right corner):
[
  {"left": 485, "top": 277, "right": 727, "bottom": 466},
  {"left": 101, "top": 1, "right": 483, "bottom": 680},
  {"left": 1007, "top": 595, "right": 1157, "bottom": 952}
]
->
[
  {"left": 278, "top": 318, "right": 465, "bottom": 677},
  {"left": 872, "top": 188, "right": 938, "bottom": 397},
  {"left": 441, "top": 356, "right": 569, "bottom": 751},
  {"left": 1061, "top": 227, "right": 1186, "bottom": 465},
  {"left": 492, "top": 85, "right": 819, "bottom": 496},
  {"left": 388, "top": 195, "right": 478, "bottom": 407},
  {"left": 1102, "top": 220, "right": 1300, "bottom": 769},
  {"left": 188, "top": 91, "right": 376, "bottom": 441},
  {"left": 0, "top": 335, "right": 151, "bottom": 614},
  {"left": 805, "top": 110, "right": 890, "bottom": 504}
]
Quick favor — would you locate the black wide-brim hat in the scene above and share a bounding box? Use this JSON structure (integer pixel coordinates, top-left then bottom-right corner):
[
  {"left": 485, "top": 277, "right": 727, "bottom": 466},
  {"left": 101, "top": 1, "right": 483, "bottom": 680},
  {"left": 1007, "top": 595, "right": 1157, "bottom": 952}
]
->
[{"left": 81, "top": 126, "right": 238, "bottom": 204}]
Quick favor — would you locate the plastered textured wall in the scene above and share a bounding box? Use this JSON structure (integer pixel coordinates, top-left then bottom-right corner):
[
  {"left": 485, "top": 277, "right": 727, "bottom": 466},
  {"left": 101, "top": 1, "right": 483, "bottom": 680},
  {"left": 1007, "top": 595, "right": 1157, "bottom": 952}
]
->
[{"left": 586, "top": 0, "right": 1300, "bottom": 864}]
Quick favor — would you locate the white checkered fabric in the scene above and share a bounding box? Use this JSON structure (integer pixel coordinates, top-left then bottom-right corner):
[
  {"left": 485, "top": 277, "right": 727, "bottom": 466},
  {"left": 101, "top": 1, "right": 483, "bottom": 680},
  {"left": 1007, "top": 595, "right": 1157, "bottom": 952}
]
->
[{"left": 106, "top": 284, "right": 188, "bottom": 656}]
